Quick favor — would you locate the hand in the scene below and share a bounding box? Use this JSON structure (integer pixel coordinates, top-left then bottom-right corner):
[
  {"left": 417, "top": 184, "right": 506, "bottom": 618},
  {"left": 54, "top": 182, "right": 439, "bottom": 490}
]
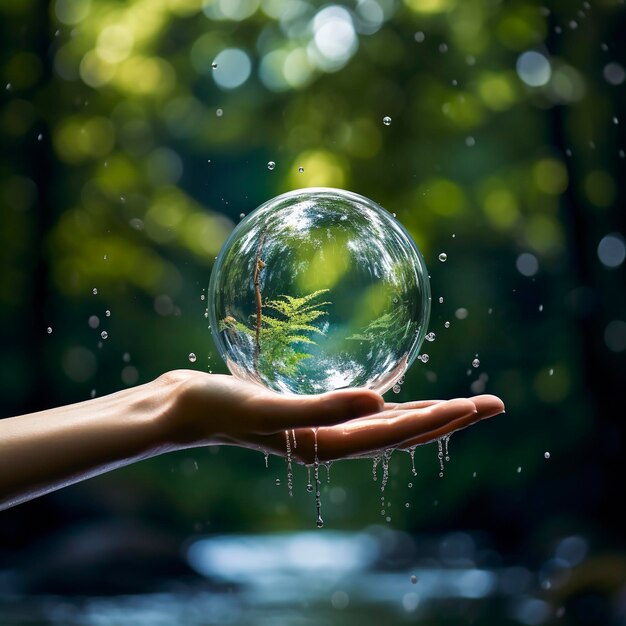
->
[{"left": 158, "top": 371, "right": 505, "bottom": 463}]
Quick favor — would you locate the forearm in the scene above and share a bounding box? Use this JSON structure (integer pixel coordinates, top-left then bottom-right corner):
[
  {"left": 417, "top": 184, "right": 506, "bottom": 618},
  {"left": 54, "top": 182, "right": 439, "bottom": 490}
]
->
[{"left": 0, "top": 379, "right": 176, "bottom": 510}]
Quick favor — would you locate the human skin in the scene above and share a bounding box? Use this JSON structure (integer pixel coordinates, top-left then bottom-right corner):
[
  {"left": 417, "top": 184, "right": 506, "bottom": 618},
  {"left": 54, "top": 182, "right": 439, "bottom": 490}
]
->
[{"left": 0, "top": 370, "right": 504, "bottom": 510}]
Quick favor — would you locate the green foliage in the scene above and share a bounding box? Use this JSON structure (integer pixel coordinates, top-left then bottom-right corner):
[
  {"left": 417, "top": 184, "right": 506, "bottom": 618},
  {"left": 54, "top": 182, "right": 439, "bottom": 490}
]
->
[
  {"left": 223, "top": 289, "right": 331, "bottom": 378},
  {"left": 347, "top": 303, "right": 411, "bottom": 349}
]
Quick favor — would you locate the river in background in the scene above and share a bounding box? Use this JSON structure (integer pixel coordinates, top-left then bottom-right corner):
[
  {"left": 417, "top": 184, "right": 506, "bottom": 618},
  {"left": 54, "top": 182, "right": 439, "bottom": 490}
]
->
[{"left": 2, "top": 527, "right": 620, "bottom": 626}]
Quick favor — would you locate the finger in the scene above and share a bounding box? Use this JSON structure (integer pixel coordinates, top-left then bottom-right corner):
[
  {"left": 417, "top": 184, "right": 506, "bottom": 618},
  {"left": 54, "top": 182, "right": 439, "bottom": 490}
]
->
[
  {"left": 470, "top": 394, "right": 505, "bottom": 417},
  {"left": 398, "top": 393, "right": 505, "bottom": 448},
  {"left": 383, "top": 399, "right": 444, "bottom": 411},
  {"left": 251, "top": 388, "right": 385, "bottom": 433},
  {"left": 250, "top": 398, "right": 477, "bottom": 462}
]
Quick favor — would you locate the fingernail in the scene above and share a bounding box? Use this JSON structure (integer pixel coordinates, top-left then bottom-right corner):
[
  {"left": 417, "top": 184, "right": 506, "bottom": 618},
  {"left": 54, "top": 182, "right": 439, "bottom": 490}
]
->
[{"left": 350, "top": 396, "right": 381, "bottom": 417}]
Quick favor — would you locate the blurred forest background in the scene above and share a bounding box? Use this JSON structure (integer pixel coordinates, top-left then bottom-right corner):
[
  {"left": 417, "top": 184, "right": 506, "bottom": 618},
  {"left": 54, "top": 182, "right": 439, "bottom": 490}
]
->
[{"left": 0, "top": 0, "right": 625, "bottom": 624}]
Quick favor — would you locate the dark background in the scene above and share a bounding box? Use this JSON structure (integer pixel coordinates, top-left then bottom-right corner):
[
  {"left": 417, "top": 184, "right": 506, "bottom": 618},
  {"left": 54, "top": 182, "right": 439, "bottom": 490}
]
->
[{"left": 0, "top": 0, "right": 625, "bottom": 623}]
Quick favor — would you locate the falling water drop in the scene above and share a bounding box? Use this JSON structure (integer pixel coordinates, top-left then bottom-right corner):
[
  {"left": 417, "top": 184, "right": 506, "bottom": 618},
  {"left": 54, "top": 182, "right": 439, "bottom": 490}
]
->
[
  {"left": 313, "top": 430, "right": 323, "bottom": 528},
  {"left": 437, "top": 439, "right": 444, "bottom": 477},
  {"left": 46, "top": 326, "right": 52, "bottom": 334},
  {"left": 291, "top": 429, "right": 297, "bottom": 449},
  {"left": 544, "top": 451, "right": 551, "bottom": 459},
  {"left": 211, "top": 62, "right": 218, "bottom": 69},
  {"left": 239, "top": 213, "right": 245, "bottom": 220},
  {"left": 267, "top": 161, "right": 276, "bottom": 170},
  {"left": 92, "top": 288, "right": 98, "bottom": 295},
  {"left": 472, "top": 358, "right": 480, "bottom": 368},
  {"left": 409, "top": 446, "right": 417, "bottom": 476},
  {"left": 285, "top": 430, "right": 294, "bottom": 497},
  {"left": 444, "top": 321, "right": 450, "bottom": 328},
  {"left": 517, "top": 466, "right": 522, "bottom": 473},
  {"left": 381, "top": 450, "right": 391, "bottom": 493},
  {"left": 383, "top": 116, "right": 392, "bottom": 126},
  {"left": 105, "top": 310, "right": 111, "bottom": 317},
  {"left": 101, "top": 331, "right": 108, "bottom": 339},
  {"left": 425, "top": 332, "right": 436, "bottom": 342},
  {"left": 298, "top": 166, "right": 304, "bottom": 173},
  {"left": 438, "top": 297, "right": 444, "bottom": 303},
  {"left": 324, "top": 461, "right": 332, "bottom": 483},
  {"left": 188, "top": 353, "right": 197, "bottom": 363},
  {"left": 216, "top": 108, "right": 223, "bottom": 117},
  {"left": 444, "top": 434, "right": 451, "bottom": 462},
  {"left": 393, "top": 384, "right": 401, "bottom": 394},
  {"left": 410, "top": 575, "right": 418, "bottom": 584},
  {"left": 264, "top": 451, "right": 269, "bottom": 468},
  {"left": 372, "top": 455, "right": 381, "bottom": 481},
  {"left": 306, "top": 466, "right": 313, "bottom": 492},
  {"left": 438, "top": 253, "right": 447, "bottom": 262},
  {"left": 275, "top": 478, "right": 281, "bottom": 486}
]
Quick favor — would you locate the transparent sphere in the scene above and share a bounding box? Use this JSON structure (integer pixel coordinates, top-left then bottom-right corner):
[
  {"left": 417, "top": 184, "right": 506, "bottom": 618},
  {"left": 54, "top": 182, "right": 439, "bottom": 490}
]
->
[{"left": 208, "top": 188, "right": 430, "bottom": 395}]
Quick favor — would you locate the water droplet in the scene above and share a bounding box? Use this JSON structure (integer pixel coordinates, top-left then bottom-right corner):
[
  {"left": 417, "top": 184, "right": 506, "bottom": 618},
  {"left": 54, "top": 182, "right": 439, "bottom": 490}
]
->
[
  {"left": 418, "top": 353, "right": 429, "bottom": 363},
  {"left": 101, "top": 331, "right": 108, "bottom": 339},
  {"left": 472, "top": 358, "right": 480, "bottom": 368},
  {"left": 425, "top": 332, "right": 436, "bottom": 342},
  {"left": 549, "top": 368, "right": 554, "bottom": 376},
  {"left": 438, "top": 253, "right": 447, "bottom": 262},
  {"left": 123, "top": 352, "right": 131, "bottom": 363},
  {"left": 372, "top": 455, "right": 380, "bottom": 482},
  {"left": 393, "top": 384, "right": 401, "bottom": 394},
  {"left": 438, "top": 297, "right": 444, "bottom": 303},
  {"left": 313, "top": 429, "right": 323, "bottom": 528},
  {"left": 46, "top": 326, "right": 52, "bottom": 334},
  {"left": 517, "top": 466, "right": 522, "bottom": 473},
  {"left": 239, "top": 213, "right": 245, "bottom": 220},
  {"left": 439, "top": 43, "right": 448, "bottom": 53},
  {"left": 105, "top": 310, "right": 111, "bottom": 317},
  {"left": 538, "top": 304, "right": 544, "bottom": 312},
  {"left": 465, "top": 136, "right": 476, "bottom": 147},
  {"left": 569, "top": 20, "right": 578, "bottom": 29},
  {"left": 410, "top": 575, "right": 418, "bottom": 584},
  {"left": 408, "top": 446, "right": 417, "bottom": 476},
  {"left": 473, "top": 471, "right": 477, "bottom": 478},
  {"left": 544, "top": 451, "right": 551, "bottom": 459},
  {"left": 414, "top": 31, "right": 425, "bottom": 43},
  {"left": 216, "top": 108, "right": 223, "bottom": 117},
  {"left": 90, "top": 388, "right": 96, "bottom": 398},
  {"left": 285, "top": 430, "right": 294, "bottom": 497},
  {"left": 275, "top": 478, "right": 281, "bottom": 486},
  {"left": 211, "top": 62, "right": 218, "bottom": 69},
  {"left": 298, "top": 166, "right": 304, "bottom": 173},
  {"left": 188, "top": 353, "right": 197, "bottom": 363},
  {"left": 444, "top": 321, "right": 450, "bottom": 328},
  {"left": 405, "top": 502, "right": 410, "bottom": 508},
  {"left": 92, "top": 288, "right": 98, "bottom": 295},
  {"left": 383, "top": 116, "right": 392, "bottom": 126},
  {"left": 267, "top": 161, "right": 276, "bottom": 170},
  {"left": 37, "top": 133, "right": 43, "bottom": 141},
  {"left": 264, "top": 451, "right": 269, "bottom": 468}
]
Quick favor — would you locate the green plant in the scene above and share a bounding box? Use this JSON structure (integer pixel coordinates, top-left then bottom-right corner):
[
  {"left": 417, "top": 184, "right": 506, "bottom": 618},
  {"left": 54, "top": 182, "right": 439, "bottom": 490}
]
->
[{"left": 222, "top": 289, "right": 331, "bottom": 378}]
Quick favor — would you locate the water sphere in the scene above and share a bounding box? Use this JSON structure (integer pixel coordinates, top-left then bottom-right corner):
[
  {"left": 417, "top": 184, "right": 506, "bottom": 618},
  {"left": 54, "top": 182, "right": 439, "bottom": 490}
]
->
[{"left": 208, "top": 188, "right": 431, "bottom": 395}]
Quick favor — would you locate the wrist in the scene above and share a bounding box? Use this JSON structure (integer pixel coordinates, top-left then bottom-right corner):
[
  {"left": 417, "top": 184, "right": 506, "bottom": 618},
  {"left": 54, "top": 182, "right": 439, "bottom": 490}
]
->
[{"left": 149, "top": 371, "right": 216, "bottom": 451}]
